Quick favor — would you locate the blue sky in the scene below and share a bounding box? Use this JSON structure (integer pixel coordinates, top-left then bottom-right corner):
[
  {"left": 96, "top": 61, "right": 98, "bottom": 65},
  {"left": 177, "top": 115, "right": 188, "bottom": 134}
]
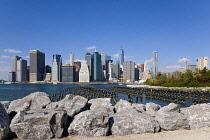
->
[{"left": 0, "top": 0, "right": 210, "bottom": 80}]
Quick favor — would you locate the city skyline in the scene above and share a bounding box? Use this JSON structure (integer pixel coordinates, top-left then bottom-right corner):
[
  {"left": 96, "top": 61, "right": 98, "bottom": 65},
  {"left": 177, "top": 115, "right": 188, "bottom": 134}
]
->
[{"left": 1, "top": 0, "right": 210, "bottom": 80}]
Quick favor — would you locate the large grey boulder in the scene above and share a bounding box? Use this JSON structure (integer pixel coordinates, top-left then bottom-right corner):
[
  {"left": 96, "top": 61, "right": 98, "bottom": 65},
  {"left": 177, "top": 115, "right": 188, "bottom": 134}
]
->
[
  {"left": 115, "top": 99, "right": 132, "bottom": 112},
  {"left": 46, "top": 94, "right": 88, "bottom": 117},
  {"left": 132, "top": 103, "right": 146, "bottom": 113},
  {"left": 146, "top": 102, "right": 161, "bottom": 116},
  {"left": 88, "top": 98, "right": 114, "bottom": 115},
  {"left": 68, "top": 109, "right": 110, "bottom": 137},
  {"left": 155, "top": 103, "right": 189, "bottom": 131},
  {"left": 111, "top": 108, "right": 160, "bottom": 136},
  {"left": 10, "top": 109, "right": 69, "bottom": 140},
  {"left": 187, "top": 103, "right": 210, "bottom": 129},
  {"left": 0, "top": 101, "right": 11, "bottom": 112},
  {"left": 0, "top": 103, "right": 11, "bottom": 140},
  {"left": 7, "top": 92, "right": 51, "bottom": 113}
]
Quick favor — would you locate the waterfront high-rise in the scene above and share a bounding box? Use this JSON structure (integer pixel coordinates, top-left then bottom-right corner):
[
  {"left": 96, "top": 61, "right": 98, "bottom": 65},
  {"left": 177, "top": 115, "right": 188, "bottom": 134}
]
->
[
  {"left": 123, "top": 61, "right": 135, "bottom": 83},
  {"left": 70, "top": 53, "right": 74, "bottom": 66},
  {"left": 139, "top": 64, "right": 144, "bottom": 72},
  {"left": 101, "top": 52, "right": 106, "bottom": 66},
  {"left": 45, "top": 65, "right": 52, "bottom": 73},
  {"left": 144, "top": 61, "right": 148, "bottom": 73},
  {"left": 135, "top": 64, "right": 139, "bottom": 81},
  {"left": 140, "top": 61, "right": 152, "bottom": 80},
  {"left": 119, "top": 49, "right": 124, "bottom": 66},
  {"left": 16, "top": 59, "right": 27, "bottom": 82},
  {"left": 91, "top": 49, "right": 102, "bottom": 81},
  {"left": 110, "top": 62, "right": 120, "bottom": 80},
  {"left": 152, "top": 52, "right": 158, "bottom": 78},
  {"left": 106, "top": 60, "right": 113, "bottom": 80},
  {"left": 79, "top": 60, "right": 90, "bottom": 82},
  {"left": 72, "top": 61, "right": 81, "bottom": 82},
  {"left": 11, "top": 56, "right": 22, "bottom": 81},
  {"left": 12, "top": 56, "right": 22, "bottom": 72},
  {"left": 29, "top": 50, "right": 45, "bottom": 82},
  {"left": 8, "top": 72, "right": 16, "bottom": 82},
  {"left": 85, "top": 53, "right": 92, "bottom": 80},
  {"left": 197, "top": 57, "right": 209, "bottom": 70},
  {"left": 51, "top": 54, "right": 62, "bottom": 82},
  {"left": 62, "top": 65, "right": 74, "bottom": 82}
]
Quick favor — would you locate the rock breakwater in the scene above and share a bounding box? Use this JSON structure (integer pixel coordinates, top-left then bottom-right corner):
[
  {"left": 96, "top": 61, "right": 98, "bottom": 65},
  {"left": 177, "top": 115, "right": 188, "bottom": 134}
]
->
[{"left": 1, "top": 92, "right": 210, "bottom": 140}]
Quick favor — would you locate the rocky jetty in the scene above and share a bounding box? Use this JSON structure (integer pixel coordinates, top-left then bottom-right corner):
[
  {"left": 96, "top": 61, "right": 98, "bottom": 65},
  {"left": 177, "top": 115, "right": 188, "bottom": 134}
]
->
[{"left": 1, "top": 92, "right": 210, "bottom": 140}]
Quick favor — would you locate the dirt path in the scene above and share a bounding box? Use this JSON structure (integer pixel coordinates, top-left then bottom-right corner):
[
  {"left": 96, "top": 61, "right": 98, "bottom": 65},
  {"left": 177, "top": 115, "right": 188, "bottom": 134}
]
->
[{"left": 55, "top": 127, "right": 210, "bottom": 140}]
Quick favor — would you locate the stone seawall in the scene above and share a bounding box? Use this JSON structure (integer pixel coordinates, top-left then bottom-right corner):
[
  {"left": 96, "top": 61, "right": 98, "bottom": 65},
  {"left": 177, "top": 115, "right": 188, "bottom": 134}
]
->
[{"left": 1, "top": 92, "right": 210, "bottom": 140}]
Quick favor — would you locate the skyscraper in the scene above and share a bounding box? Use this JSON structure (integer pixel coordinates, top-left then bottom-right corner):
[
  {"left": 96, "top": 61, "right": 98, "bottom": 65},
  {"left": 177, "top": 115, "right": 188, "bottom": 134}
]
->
[
  {"left": 8, "top": 72, "right": 16, "bottom": 82},
  {"left": 110, "top": 62, "right": 120, "bottom": 80},
  {"left": 79, "top": 60, "right": 90, "bottom": 82},
  {"left": 12, "top": 56, "right": 22, "bottom": 72},
  {"left": 197, "top": 57, "right": 209, "bottom": 70},
  {"left": 106, "top": 60, "right": 113, "bottom": 80},
  {"left": 73, "top": 61, "right": 81, "bottom": 82},
  {"left": 51, "top": 54, "right": 62, "bottom": 82},
  {"left": 29, "top": 50, "right": 45, "bottom": 82},
  {"left": 62, "top": 65, "right": 74, "bottom": 82},
  {"left": 123, "top": 61, "right": 135, "bottom": 83},
  {"left": 91, "top": 49, "right": 102, "bottom": 81},
  {"left": 11, "top": 56, "right": 22, "bottom": 81},
  {"left": 85, "top": 53, "right": 92, "bottom": 80},
  {"left": 119, "top": 49, "right": 124, "bottom": 66},
  {"left": 101, "top": 52, "right": 106, "bottom": 66},
  {"left": 144, "top": 61, "right": 148, "bottom": 73},
  {"left": 70, "top": 53, "right": 74, "bottom": 66},
  {"left": 152, "top": 52, "right": 158, "bottom": 78},
  {"left": 139, "top": 64, "right": 144, "bottom": 72},
  {"left": 135, "top": 64, "right": 139, "bottom": 81},
  {"left": 16, "top": 59, "right": 27, "bottom": 82}
]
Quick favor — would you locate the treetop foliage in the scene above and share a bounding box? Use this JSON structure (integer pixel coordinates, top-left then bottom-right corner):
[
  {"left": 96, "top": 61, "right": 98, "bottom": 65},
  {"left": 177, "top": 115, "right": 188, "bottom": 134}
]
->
[{"left": 145, "top": 67, "right": 210, "bottom": 87}]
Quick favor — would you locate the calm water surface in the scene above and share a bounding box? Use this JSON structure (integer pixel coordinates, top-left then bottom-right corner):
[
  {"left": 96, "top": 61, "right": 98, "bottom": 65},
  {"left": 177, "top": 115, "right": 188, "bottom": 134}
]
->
[
  {"left": 0, "top": 84, "right": 112, "bottom": 101},
  {"left": 0, "top": 84, "right": 192, "bottom": 107}
]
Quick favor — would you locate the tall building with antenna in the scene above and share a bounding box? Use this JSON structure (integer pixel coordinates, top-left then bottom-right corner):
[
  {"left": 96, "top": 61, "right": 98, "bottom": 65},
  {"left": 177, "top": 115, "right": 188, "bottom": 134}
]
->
[{"left": 119, "top": 49, "right": 124, "bottom": 66}]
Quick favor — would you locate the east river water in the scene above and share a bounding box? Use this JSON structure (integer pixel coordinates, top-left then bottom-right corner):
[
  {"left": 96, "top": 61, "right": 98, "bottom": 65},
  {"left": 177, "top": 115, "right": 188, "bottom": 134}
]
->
[{"left": 0, "top": 84, "right": 193, "bottom": 107}]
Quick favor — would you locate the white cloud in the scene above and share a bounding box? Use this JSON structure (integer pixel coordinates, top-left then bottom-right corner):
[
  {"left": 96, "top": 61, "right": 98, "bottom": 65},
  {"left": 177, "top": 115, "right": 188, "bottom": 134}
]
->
[
  {"left": 177, "top": 58, "right": 191, "bottom": 64},
  {"left": 85, "top": 46, "right": 96, "bottom": 50},
  {"left": 0, "top": 66, "right": 11, "bottom": 72},
  {"left": 165, "top": 65, "right": 182, "bottom": 71},
  {"left": 113, "top": 54, "right": 119, "bottom": 58},
  {"left": 0, "top": 61, "right": 6, "bottom": 64},
  {"left": 25, "top": 56, "right": 30, "bottom": 59},
  {"left": 145, "top": 58, "right": 153, "bottom": 63},
  {"left": 0, "top": 55, "right": 10, "bottom": 58},
  {"left": 3, "top": 49, "right": 22, "bottom": 53}
]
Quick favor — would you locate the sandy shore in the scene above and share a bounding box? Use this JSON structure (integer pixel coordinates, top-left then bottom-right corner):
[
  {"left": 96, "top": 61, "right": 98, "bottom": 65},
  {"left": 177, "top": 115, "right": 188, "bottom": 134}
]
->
[{"left": 53, "top": 127, "right": 210, "bottom": 140}]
